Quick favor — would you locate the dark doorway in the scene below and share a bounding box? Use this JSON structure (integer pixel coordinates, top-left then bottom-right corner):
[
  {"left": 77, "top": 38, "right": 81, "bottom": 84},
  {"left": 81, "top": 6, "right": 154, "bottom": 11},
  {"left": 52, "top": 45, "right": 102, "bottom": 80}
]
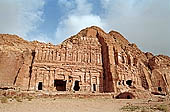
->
[
  {"left": 93, "top": 84, "right": 96, "bottom": 91},
  {"left": 118, "top": 81, "right": 121, "bottom": 85},
  {"left": 54, "top": 80, "right": 66, "bottom": 91},
  {"left": 73, "top": 81, "right": 80, "bottom": 91},
  {"left": 116, "top": 92, "right": 135, "bottom": 99},
  {"left": 158, "top": 87, "right": 162, "bottom": 92},
  {"left": 38, "top": 82, "right": 43, "bottom": 90},
  {"left": 127, "top": 95, "right": 131, "bottom": 99},
  {"left": 126, "top": 80, "right": 132, "bottom": 86}
]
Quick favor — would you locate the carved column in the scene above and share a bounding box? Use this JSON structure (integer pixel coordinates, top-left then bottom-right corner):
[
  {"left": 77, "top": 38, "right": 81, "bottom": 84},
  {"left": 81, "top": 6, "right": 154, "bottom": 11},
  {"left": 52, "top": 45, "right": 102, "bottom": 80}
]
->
[
  {"left": 53, "top": 50, "right": 56, "bottom": 61},
  {"left": 49, "top": 50, "right": 53, "bottom": 61},
  {"left": 46, "top": 49, "right": 49, "bottom": 61},
  {"left": 38, "top": 49, "right": 43, "bottom": 61},
  {"left": 41, "top": 70, "right": 50, "bottom": 91},
  {"left": 42, "top": 50, "right": 46, "bottom": 61},
  {"left": 96, "top": 74, "right": 100, "bottom": 92},
  {"left": 108, "top": 45, "right": 118, "bottom": 93},
  {"left": 35, "top": 48, "right": 39, "bottom": 61},
  {"left": 78, "top": 51, "right": 81, "bottom": 62}
]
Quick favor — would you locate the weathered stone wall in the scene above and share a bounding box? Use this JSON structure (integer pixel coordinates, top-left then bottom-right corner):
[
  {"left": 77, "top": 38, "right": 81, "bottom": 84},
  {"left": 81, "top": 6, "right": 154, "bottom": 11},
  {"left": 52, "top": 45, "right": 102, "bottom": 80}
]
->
[
  {"left": 29, "top": 29, "right": 103, "bottom": 92},
  {"left": 148, "top": 55, "right": 170, "bottom": 94},
  {"left": 0, "top": 26, "right": 170, "bottom": 98},
  {"left": 0, "top": 34, "right": 35, "bottom": 90}
]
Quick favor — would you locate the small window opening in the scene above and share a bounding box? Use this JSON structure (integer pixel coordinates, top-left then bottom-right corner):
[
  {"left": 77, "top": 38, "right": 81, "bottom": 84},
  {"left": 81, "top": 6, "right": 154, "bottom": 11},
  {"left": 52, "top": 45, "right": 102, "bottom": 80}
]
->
[
  {"left": 127, "top": 55, "right": 131, "bottom": 65},
  {"left": 126, "top": 80, "right": 132, "bottom": 86},
  {"left": 158, "top": 87, "right": 162, "bottom": 92},
  {"left": 118, "top": 81, "right": 121, "bottom": 85},
  {"left": 38, "top": 82, "right": 42, "bottom": 90},
  {"left": 73, "top": 80, "right": 80, "bottom": 91},
  {"left": 122, "top": 56, "right": 125, "bottom": 63},
  {"left": 93, "top": 84, "right": 96, "bottom": 91},
  {"left": 127, "top": 95, "right": 131, "bottom": 99}
]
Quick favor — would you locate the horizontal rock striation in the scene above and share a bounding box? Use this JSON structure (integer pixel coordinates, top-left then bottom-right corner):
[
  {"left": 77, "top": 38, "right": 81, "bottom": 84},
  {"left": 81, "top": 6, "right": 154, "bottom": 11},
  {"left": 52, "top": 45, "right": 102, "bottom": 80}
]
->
[{"left": 0, "top": 26, "right": 170, "bottom": 99}]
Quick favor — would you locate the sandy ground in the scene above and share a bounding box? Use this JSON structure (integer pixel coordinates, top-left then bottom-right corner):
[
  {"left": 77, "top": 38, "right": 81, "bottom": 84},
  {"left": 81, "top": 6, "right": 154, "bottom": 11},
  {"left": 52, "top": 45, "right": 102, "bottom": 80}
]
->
[{"left": 0, "top": 98, "right": 169, "bottom": 112}]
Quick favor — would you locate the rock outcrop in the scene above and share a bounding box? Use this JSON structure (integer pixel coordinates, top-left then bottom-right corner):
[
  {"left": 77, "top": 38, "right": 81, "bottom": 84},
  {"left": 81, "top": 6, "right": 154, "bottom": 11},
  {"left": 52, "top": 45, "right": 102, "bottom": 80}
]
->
[
  {"left": 0, "top": 34, "right": 35, "bottom": 90},
  {"left": 0, "top": 26, "right": 170, "bottom": 99}
]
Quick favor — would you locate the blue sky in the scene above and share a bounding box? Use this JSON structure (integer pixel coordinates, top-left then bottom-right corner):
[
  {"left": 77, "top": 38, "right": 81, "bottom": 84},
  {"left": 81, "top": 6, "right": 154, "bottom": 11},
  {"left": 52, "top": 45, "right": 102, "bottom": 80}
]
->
[{"left": 0, "top": 0, "right": 170, "bottom": 56}]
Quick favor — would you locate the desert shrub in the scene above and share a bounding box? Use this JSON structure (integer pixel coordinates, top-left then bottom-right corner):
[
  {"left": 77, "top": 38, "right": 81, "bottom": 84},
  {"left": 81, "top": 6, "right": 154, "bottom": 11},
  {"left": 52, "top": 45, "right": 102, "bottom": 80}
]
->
[
  {"left": 121, "top": 105, "right": 140, "bottom": 111},
  {"left": 26, "top": 96, "right": 34, "bottom": 101},
  {"left": 156, "top": 104, "right": 167, "bottom": 112},
  {"left": 1, "top": 97, "right": 8, "bottom": 103},
  {"left": 14, "top": 96, "right": 22, "bottom": 102},
  {"left": 121, "top": 103, "right": 168, "bottom": 112},
  {"left": 140, "top": 107, "right": 150, "bottom": 112}
]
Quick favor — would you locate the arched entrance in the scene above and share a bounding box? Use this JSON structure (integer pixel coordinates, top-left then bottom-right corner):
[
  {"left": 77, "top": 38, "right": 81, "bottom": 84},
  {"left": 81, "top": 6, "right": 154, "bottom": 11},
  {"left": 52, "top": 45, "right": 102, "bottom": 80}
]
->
[{"left": 115, "top": 92, "right": 135, "bottom": 99}]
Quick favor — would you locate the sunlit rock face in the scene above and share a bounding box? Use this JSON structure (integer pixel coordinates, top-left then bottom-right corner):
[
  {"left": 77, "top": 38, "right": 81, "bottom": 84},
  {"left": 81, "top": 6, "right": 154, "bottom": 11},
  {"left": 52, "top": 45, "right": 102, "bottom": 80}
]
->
[{"left": 0, "top": 26, "right": 170, "bottom": 98}]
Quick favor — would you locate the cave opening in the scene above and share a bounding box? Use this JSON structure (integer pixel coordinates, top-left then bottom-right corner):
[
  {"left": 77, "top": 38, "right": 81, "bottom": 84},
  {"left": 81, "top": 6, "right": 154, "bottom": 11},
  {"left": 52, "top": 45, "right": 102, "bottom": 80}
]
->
[
  {"left": 126, "top": 80, "right": 132, "bottom": 86},
  {"left": 118, "top": 81, "right": 121, "bottom": 85},
  {"left": 158, "top": 87, "right": 162, "bottom": 92},
  {"left": 127, "top": 95, "right": 131, "bottom": 99},
  {"left": 73, "top": 80, "right": 80, "bottom": 91},
  {"left": 54, "top": 80, "right": 66, "bottom": 91},
  {"left": 38, "top": 82, "right": 42, "bottom": 90}
]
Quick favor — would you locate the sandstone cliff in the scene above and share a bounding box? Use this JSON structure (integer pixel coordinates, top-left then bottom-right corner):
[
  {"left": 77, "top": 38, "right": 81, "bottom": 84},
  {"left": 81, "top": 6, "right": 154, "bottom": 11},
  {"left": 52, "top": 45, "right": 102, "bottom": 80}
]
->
[
  {"left": 0, "top": 26, "right": 170, "bottom": 99},
  {"left": 0, "top": 34, "right": 35, "bottom": 90}
]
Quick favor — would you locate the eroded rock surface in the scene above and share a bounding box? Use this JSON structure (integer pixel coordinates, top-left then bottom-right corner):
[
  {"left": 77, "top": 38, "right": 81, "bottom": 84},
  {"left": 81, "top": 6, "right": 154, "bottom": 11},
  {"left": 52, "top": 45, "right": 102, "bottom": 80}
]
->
[
  {"left": 0, "top": 26, "right": 170, "bottom": 99},
  {"left": 0, "top": 34, "right": 35, "bottom": 90}
]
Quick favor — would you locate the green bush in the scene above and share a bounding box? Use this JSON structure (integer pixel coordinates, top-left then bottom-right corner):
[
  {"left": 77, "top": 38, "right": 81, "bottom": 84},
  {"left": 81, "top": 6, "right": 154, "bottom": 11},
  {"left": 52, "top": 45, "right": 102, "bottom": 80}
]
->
[
  {"left": 121, "top": 105, "right": 140, "bottom": 111},
  {"left": 121, "top": 103, "right": 168, "bottom": 112},
  {"left": 1, "top": 97, "right": 8, "bottom": 103},
  {"left": 156, "top": 105, "right": 167, "bottom": 112}
]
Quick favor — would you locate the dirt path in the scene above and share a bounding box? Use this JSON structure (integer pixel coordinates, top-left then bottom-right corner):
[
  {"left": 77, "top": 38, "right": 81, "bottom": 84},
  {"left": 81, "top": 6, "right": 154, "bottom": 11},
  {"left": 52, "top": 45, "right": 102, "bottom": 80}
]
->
[
  {"left": 0, "top": 98, "right": 169, "bottom": 112},
  {"left": 0, "top": 98, "right": 130, "bottom": 112}
]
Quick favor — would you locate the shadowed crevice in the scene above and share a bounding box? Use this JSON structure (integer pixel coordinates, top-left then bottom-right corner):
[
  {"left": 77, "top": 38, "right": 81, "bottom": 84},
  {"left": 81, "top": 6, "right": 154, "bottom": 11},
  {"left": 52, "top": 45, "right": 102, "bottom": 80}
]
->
[
  {"left": 28, "top": 50, "right": 36, "bottom": 90},
  {"left": 96, "top": 31, "right": 113, "bottom": 92}
]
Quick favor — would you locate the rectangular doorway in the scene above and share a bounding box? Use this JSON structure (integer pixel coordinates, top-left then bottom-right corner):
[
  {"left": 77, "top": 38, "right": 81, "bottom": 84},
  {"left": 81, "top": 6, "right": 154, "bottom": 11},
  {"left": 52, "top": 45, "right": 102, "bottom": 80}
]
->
[
  {"left": 38, "top": 82, "right": 43, "bottom": 90},
  {"left": 54, "top": 80, "right": 66, "bottom": 91},
  {"left": 73, "top": 80, "right": 80, "bottom": 91},
  {"left": 93, "top": 84, "right": 96, "bottom": 91}
]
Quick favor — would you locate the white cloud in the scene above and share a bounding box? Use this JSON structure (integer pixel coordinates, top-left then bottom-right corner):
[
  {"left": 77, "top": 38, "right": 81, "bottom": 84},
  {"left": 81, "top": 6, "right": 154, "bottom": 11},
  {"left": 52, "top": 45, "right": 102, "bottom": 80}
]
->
[
  {"left": 56, "top": 0, "right": 170, "bottom": 55},
  {"left": 56, "top": 0, "right": 170, "bottom": 56},
  {"left": 56, "top": 15, "right": 103, "bottom": 43},
  {"left": 100, "top": 0, "right": 170, "bottom": 56},
  {"left": 0, "top": 0, "right": 45, "bottom": 39},
  {"left": 56, "top": 0, "right": 104, "bottom": 43},
  {"left": 1, "top": 0, "right": 169, "bottom": 56}
]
